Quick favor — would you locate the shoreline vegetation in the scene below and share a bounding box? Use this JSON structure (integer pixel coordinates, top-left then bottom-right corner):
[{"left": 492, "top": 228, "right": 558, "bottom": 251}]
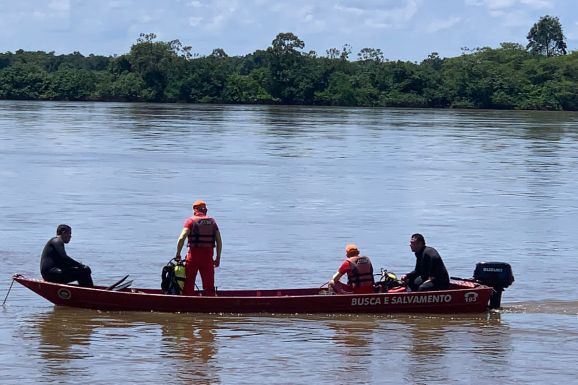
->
[{"left": 1, "top": 16, "right": 576, "bottom": 111}]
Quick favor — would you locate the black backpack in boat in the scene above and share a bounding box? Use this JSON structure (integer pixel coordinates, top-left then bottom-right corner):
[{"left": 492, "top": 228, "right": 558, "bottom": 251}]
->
[{"left": 161, "top": 259, "right": 185, "bottom": 295}]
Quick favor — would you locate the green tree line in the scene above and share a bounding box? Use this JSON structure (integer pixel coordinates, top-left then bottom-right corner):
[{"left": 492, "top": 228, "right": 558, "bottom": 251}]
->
[{"left": 1, "top": 16, "right": 576, "bottom": 110}]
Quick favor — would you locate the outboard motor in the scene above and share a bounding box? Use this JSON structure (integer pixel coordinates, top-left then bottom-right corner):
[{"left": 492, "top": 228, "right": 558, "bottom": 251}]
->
[{"left": 473, "top": 262, "right": 514, "bottom": 309}]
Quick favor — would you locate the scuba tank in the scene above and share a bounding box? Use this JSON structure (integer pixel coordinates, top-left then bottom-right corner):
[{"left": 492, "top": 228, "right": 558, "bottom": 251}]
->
[
  {"left": 161, "top": 258, "right": 186, "bottom": 295},
  {"left": 173, "top": 260, "right": 186, "bottom": 293},
  {"left": 374, "top": 269, "right": 402, "bottom": 292}
]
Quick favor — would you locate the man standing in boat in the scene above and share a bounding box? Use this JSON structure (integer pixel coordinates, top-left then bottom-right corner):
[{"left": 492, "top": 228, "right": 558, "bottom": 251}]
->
[
  {"left": 176, "top": 200, "right": 222, "bottom": 296},
  {"left": 401, "top": 233, "right": 449, "bottom": 291},
  {"left": 328, "top": 244, "right": 375, "bottom": 294},
  {"left": 40, "top": 224, "right": 93, "bottom": 287}
]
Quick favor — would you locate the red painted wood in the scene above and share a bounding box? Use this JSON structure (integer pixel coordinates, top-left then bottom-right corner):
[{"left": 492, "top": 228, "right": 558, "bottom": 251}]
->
[{"left": 13, "top": 275, "right": 493, "bottom": 314}]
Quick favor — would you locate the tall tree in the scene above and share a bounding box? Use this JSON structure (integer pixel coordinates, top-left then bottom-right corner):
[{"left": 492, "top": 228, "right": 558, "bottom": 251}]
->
[
  {"left": 266, "top": 33, "right": 306, "bottom": 103},
  {"left": 128, "top": 33, "right": 189, "bottom": 101},
  {"left": 357, "top": 48, "right": 384, "bottom": 62},
  {"left": 269, "top": 32, "right": 304, "bottom": 55},
  {"left": 526, "top": 15, "right": 567, "bottom": 57}
]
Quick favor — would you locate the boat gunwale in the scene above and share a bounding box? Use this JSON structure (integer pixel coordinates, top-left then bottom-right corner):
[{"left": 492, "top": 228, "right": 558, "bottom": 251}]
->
[{"left": 12, "top": 274, "right": 493, "bottom": 300}]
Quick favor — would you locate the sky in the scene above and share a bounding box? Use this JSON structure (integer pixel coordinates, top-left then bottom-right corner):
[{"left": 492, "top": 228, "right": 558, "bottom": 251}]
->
[{"left": 1, "top": 0, "right": 577, "bottom": 62}]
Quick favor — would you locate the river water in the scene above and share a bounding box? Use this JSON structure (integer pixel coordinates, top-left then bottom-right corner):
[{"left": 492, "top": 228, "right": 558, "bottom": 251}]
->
[{"left": 1, "top": 101, "right": 577, "bottom": 384}]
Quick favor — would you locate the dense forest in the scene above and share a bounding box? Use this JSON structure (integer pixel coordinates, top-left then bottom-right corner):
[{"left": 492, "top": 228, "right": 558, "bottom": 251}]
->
[{"left": 1, "top": 15, "right": 576, "bottom": 110}]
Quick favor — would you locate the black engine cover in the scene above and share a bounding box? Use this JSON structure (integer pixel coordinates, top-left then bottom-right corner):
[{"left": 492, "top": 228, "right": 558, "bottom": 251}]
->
[{"left": 473, "top": 262, "right": 514, "bottom": 289}]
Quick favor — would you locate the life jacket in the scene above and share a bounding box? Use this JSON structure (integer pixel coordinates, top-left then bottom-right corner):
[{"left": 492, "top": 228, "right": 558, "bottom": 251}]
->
[
  {"left": 346, "top": 256, "right": 374, "bottom": 288},
  {"left": 161, "top": 260, "right": 186, "bottom": 295},
  {"left": 187, "top": 215, "right": 217, "bottom": 248}
]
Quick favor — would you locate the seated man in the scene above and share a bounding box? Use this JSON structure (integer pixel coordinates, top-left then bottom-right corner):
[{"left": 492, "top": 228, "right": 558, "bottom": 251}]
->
[
  {"left": 40, "top": 224, "right": 93, "bottom": 287},
  {"left": 328, "top": 244, "right": 375, "bottom": 294},
  {"left": 401, "top": 233, "right": 449, "bottom": 291}
]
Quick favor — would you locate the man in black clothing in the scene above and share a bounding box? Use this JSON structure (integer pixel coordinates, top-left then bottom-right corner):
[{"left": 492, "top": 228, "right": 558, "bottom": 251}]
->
[
  {"left": 401, "top": 233, "right": 449, "bottom": 291},
  {"left": 40, "top": 224, "right": 93, "bottom": 287}
]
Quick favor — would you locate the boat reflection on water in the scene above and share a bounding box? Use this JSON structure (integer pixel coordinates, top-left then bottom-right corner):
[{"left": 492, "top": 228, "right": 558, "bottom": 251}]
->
[
  {"left": 159, "top": 314, "right": 219, "bottom": 385},
  {"left": 324, "top": 316, "right": 381, "bottom": 385},
  {"left": 19, "top": 308, "right": 221, "bottom": 385},
  {"left": 19, "top": 307, "right": 100, "bottom": 382},
  {"left": 16, "top": 307, "right": 512, "bottom": 385},
  {"left": 319, "top": 311, "right": 509, "bottom": 384},
  {"left": 402, "top": 311, "right": 511, "bottom": 384}
]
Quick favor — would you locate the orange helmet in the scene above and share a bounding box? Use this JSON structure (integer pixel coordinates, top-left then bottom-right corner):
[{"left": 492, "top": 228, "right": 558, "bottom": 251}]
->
[{"left": 192, "top": 200, "right": 207, "bottom": 209}]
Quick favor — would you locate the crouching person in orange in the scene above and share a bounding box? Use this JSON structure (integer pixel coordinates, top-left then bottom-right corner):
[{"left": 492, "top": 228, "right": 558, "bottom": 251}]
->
[
  {"left": 328, "top": 244, "right": 375, "bottom": 294},
  {"left": 175, "top": 200, "right": 222, "bottom": 296}
]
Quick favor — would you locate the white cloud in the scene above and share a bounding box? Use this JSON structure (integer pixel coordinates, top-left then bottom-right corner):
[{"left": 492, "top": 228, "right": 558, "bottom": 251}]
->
[
  {"left": 0, "top": 0, "right": 573, "bottom": 60},
  {"left": 107, "top": 1, "right": 130, "bottom": 10},
  {"left": 334, "top": 0, "right": 419, "bottom": 28},
  {"left": 466, "top": 0, "right": 552, "bottom": 10},
  {"left": 426, "top": 16, "right": 462, "bottom": 33},
  {"left": 485, "top": 0, "right": 517, "bottom": 9},
  {"left": 183, "top": 0, "right": 241, "bottom": 31},
  {"left": 31, "top": 11, "right": 49, "bottom": 20},
  {"left": 205, "top": 14, "right": 227, "bottom": 31},
  {"left": 136, "top": 14, "right": 154, "bottom": 24},
  {"left": 49, "top": 0, "right": 70, "bottom": 12},
  {"left": 566, "top": 21, "right": 578, "bottom": 41},
  {"left": 492, "top": 10, "right": 535, "bottom": 27},
  {"left": 189, "top": 16, "right": 203, "bottom": 26},
  {"left": 520, "top": 0, "right": 552, "bottom": 8},
  {"left": 465, "top": 0, "right": 553, "bottom": 29}
]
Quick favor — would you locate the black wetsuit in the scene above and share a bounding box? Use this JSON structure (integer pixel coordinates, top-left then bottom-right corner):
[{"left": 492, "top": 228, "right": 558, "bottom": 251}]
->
[
  {"left": 40, "top": 237, "right": 93, "bottom": 287},
  {"left": 405, "top": 246, "right": 450, "bottom": 291}
]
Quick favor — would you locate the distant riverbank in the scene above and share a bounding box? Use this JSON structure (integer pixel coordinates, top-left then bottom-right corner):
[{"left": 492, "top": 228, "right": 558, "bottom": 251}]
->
[{"left": 1, "top": 32, "right": 577, "bottom": 111}]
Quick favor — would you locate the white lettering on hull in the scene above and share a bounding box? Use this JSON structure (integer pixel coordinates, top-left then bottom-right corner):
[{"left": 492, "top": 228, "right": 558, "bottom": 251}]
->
[
  {"left": 351, "top": 297, "right": 382, "bottom": 306},
  {"left": 390, "top": 294, "right": 452, "bottom": 305},
  {"left": 350, "top": 294, "right": 452, "bottom": 306}
]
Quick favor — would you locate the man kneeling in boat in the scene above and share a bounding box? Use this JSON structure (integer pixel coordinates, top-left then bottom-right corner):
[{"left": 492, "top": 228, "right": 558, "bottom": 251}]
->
[
  {"left": 401, "top": 233, "right": 449, "bottom": 292},
  {"left": 328, "top": 244, "right": 375, "bottom": 294},
  {"left": 40, "top": 224, "right": 93, "bottom": 287}
]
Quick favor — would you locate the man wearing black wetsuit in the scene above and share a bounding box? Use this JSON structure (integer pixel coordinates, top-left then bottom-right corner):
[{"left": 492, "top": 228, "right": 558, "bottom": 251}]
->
[
  {"left": 401, "top": 233, "right": 449, "bottom": 291},
  {"left": 40, "top": 224, "right": 93, "bottom": 287}
]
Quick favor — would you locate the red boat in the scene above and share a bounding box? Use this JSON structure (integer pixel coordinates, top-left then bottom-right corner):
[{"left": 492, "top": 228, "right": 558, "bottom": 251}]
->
[{"left": 11, "top": 264, "right": 513, "bottom": 314}]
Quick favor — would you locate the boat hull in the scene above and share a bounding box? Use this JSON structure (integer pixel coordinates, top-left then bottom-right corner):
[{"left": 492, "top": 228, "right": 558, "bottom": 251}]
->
[{"left": 13, "top": 275, "right": 493, "bottom": 314}]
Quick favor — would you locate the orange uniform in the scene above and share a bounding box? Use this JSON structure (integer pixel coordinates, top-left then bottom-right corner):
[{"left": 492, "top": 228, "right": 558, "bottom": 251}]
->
[{"left": 182, "top": 213, "right": 219, "bottom": 295}]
